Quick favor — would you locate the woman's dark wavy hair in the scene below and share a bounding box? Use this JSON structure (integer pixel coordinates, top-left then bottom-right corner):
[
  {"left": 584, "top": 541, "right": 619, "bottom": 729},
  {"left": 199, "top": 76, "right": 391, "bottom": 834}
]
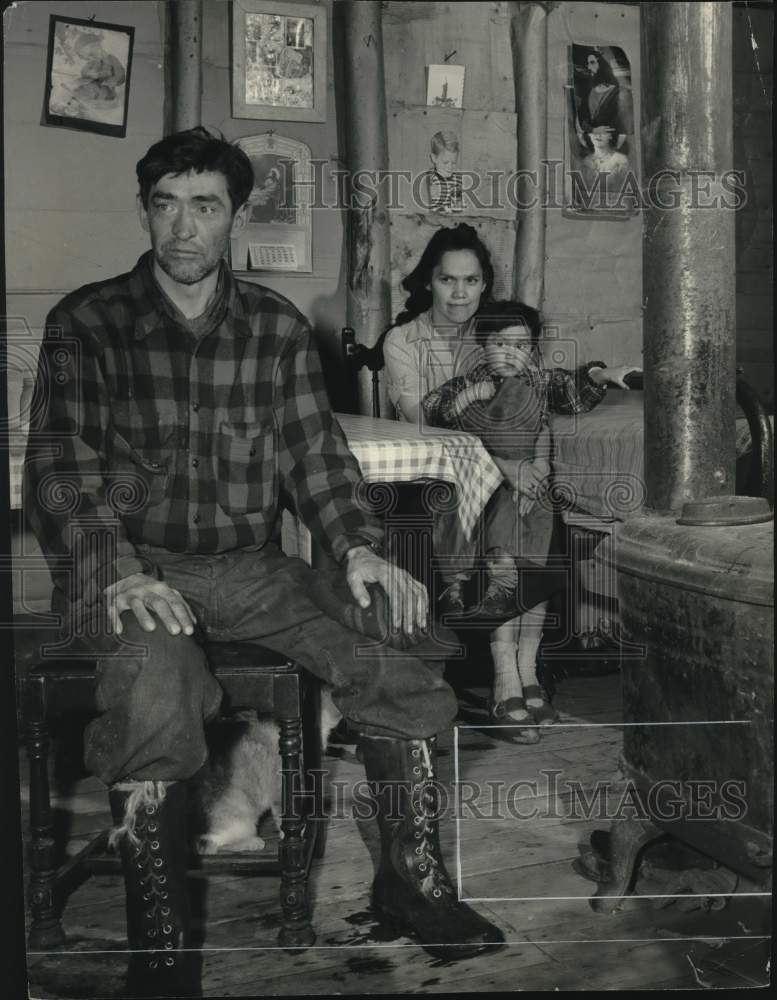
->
[
  {"left": 474, "top": 300, "right": 542, "bottom": 347},
  {"left": 585, "top": 49, "right": 618, "bottom": 88},
  {"left": 394, "top": 224, "right": 495, "bottom": 326},
  {"left": 136, "top": 127, "right": 255, "bottom": 213}
]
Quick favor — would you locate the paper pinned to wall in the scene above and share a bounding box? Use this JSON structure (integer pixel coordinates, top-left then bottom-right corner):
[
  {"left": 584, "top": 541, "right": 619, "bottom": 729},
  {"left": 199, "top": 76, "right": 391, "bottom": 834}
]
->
[{"left": 426, "top": 64, "right": 465, "bottom": 109}]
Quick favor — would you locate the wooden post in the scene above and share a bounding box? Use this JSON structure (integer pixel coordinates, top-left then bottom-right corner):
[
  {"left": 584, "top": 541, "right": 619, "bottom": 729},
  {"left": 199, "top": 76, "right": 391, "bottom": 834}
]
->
[
  {"left": 641, "top": 2, "right": 736, "bottom": 512},
  {"left": 341, "top": 1, "right": 392, "bottom": 417},
  {"left": 509, "top": 1, "right": 548, "bottom": 310},
  {"left": 169, "top": 0, "right": 203, "bottom": 134}
]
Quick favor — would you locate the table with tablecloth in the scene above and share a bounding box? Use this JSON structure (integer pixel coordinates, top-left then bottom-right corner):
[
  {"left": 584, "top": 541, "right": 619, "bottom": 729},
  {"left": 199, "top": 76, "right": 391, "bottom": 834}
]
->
[{"left": 282, "top": 413, "right": 505, "bottom": 564}]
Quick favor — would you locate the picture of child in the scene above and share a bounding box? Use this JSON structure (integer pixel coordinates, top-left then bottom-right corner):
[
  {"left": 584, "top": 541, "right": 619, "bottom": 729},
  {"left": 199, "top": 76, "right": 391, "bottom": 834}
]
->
[
  {"left": 425, "top": 131, "right": 463, "bottom": 215},
  {"left": 47, "top": 21, "right": 132, "bottom": 129},
  {"left": 71, "top": 32, "right": 125, "bottom": 108}
]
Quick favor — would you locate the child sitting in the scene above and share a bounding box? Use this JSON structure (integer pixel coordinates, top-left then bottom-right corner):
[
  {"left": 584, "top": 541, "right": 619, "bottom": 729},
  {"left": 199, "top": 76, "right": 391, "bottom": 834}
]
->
[{"left": 422, "top": 301, "right": 560, "bottom": 738}]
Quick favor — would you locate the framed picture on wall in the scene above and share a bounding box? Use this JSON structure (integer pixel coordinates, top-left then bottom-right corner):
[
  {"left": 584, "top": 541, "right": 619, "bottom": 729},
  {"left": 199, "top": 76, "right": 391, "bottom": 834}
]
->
[
  {"left": 231, "top": 1, "right": 326, "bottom": 122},
  {"left": 230, "top": 132, "right": 313, "bottom": 273},
  {"left": 43, "top": 15, "right": 134, "bottom": 138}
]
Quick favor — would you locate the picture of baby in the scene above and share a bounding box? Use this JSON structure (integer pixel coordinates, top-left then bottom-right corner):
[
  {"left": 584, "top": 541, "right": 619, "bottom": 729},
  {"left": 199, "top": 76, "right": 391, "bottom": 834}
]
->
[
  {"left": 47, "top": 19, "right": 133, "bottom": 130},
  {"left": 70, "top": 32, "right": 125, "bottom": 107},
  {"left": 425, "top": 131, "right": 463, "bottom": 215}
]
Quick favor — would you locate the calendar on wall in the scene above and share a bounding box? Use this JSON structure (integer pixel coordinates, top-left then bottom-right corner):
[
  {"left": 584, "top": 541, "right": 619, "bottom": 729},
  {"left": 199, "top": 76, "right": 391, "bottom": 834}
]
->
[
  {"left": 248, "top": 243, "right": 298, "bottom": 270},
  {"left": 230, "top": 132, "right": 313, "bottom": 273}
]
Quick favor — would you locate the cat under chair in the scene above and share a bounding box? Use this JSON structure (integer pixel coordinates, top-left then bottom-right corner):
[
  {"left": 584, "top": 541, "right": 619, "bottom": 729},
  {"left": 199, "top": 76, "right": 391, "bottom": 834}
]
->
[{"left": 189, "top": 686, "right": 341, "bottom": 855}]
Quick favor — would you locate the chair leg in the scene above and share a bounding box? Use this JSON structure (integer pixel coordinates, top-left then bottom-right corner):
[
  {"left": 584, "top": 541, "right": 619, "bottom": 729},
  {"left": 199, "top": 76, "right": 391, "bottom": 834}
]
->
[
  {"left": 302, "top": 680, "right": 328, "bottom": 861},
  {"left": 311, "top": 771, "right": 328, "bottom": 861},
  {"left": 277, "top": 716, "right": 316, "bottom": 949},
  {"left": 25, "top": 707, "right": 66, "bottom": 949}
]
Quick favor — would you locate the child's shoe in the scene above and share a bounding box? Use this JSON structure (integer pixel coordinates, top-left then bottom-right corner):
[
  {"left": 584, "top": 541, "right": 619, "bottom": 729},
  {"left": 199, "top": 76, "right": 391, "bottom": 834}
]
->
[
  {"left": 480, "top": 577, "right": 519, "bottom": 620},
  {"left": 522, "top": 683, "right": 560, "bottom": 725},
  {"left": 437, "top": 578, "right": 467, "bottom": 618}
]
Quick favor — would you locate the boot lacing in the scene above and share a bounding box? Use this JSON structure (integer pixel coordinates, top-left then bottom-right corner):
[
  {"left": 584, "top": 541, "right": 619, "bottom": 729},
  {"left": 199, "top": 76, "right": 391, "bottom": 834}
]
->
[
  {"left": 410, "top": 741, "right": 454, "bottom": 899},
  {"left": 109, "top": 780, "right": 167, "bottom": 850},
  {"left": 110, "top": 781, "right": 179, "bottom": 968},
  {"left": 485, "top": 578, "right": 515, "bottom": 600},
  {"left": 439, "top": 581, "right": 463, "bottom": 602}
]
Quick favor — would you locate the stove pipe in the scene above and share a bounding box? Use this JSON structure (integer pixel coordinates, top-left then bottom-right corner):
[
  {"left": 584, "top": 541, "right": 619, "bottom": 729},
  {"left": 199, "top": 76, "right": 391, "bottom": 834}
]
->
[{"left": 640, "top": 2, "right": 737, "bottom": 513}]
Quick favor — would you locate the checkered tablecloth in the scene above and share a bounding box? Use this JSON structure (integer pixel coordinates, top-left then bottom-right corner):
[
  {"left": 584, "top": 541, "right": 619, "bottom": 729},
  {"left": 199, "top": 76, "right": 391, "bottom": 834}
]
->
[{"left": 335, "top": 413, "right": 504, "bottom": 539}]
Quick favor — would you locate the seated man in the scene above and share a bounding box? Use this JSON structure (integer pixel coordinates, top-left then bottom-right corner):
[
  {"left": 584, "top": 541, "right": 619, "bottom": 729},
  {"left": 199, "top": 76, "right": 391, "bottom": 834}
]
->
[{"left": 23, "top": 128, "right": 503, "bottom": 996}]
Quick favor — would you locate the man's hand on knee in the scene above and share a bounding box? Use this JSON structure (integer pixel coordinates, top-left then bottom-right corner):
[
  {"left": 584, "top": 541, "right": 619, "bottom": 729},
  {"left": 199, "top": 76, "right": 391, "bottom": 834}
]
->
[
  {"left": 344, "top": 547, "right": 429, "bottom": 638},
  {"left": 105, "top": 573, "right": 197, "bottom": 636}
]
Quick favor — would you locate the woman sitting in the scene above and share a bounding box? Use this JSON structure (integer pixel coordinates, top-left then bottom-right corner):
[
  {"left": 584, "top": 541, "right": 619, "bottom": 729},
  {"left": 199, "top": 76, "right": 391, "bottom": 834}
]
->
[
  {"left": 381, "top": 224, "right": 640, "bottom": 736},
  {"left": 382, "top": 224, "right": 639, "bottom": 608}
]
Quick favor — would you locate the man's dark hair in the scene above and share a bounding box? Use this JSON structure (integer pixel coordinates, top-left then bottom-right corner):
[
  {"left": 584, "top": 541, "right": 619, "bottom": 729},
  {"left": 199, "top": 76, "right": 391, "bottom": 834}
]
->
[
  {"left": 136, "top": 127, "right": 255, "bottom": 213},
  {"left": 474, "top": 300, "right": 542, "bottom": 347}
]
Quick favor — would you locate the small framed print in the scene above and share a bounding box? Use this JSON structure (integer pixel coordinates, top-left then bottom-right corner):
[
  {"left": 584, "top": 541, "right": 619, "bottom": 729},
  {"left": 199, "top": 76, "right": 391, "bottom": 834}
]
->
[
  {"left": 231, "top": 0, "right": 326, "bottom": 123},
  {"left": 43, "top": 15, "right": 134, "bottom": 138},
  {"left": 230, "top": 132, "right": 313, "bottom": 274}
]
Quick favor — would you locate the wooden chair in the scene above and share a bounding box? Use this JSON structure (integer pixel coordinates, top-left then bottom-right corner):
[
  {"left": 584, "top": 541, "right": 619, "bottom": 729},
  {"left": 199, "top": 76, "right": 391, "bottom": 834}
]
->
[
  {"left": 21, "top": 640, "right": 326, "bottom": 952},
  {"left": 341, "top": 325, "right": 390, "bottom": 417}
]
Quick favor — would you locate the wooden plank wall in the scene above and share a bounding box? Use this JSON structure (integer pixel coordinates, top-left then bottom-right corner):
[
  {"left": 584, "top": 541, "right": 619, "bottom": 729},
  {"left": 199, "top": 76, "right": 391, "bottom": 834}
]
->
[
  {"left": 382, "top": 1, "right": 518, "bottom": 321},
  {"left": 3, "top": 0, "right": 166, "bottom": 428},
  {"left": 544, "top": 1, "right": 643, "bottom": 372},
  {"left": 4, "top": 3, "right": 770, "bottom": 415},
  {"left": 381, "top": 1, "right": 645, "bottom": 370},
  {"left": 381, "top": 1, "right": 773, "bottom": 405}
]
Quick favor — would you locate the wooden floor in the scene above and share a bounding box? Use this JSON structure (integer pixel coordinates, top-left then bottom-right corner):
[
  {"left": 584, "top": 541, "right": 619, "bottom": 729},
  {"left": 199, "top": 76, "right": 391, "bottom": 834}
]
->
[{"left": 18, "top": 672, "right": 772, "bottom": 997}]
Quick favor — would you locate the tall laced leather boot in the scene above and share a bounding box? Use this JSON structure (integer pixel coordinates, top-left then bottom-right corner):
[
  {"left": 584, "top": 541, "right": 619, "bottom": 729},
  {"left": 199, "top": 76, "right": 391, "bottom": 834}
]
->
[
  {"left": 109, "top": 780, "right": 201, "bottom": 998},
  {"left": 359, "top": 733, "right": 505, "bottom": 960}
]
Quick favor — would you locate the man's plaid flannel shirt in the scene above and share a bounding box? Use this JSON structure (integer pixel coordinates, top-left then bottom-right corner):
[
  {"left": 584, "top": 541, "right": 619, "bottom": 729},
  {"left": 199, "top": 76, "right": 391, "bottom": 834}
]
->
[{"left": 24, "top": 252, "right": 383, "bottom": 603}]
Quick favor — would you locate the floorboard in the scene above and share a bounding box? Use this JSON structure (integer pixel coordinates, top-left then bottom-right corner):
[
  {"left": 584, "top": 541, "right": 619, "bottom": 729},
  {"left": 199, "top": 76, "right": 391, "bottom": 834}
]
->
[{"left": 16, "top": 673, "right": 773, "bottom": 996}]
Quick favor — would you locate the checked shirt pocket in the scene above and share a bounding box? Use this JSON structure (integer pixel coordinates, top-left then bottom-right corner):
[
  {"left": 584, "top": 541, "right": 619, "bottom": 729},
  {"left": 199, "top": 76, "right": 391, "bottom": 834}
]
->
[
  {"left": 108, "top": 430, "right": 170, "bottom": 513},
  {"left": 216, "top": 420, "right": 277, "bottom": 516}
]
